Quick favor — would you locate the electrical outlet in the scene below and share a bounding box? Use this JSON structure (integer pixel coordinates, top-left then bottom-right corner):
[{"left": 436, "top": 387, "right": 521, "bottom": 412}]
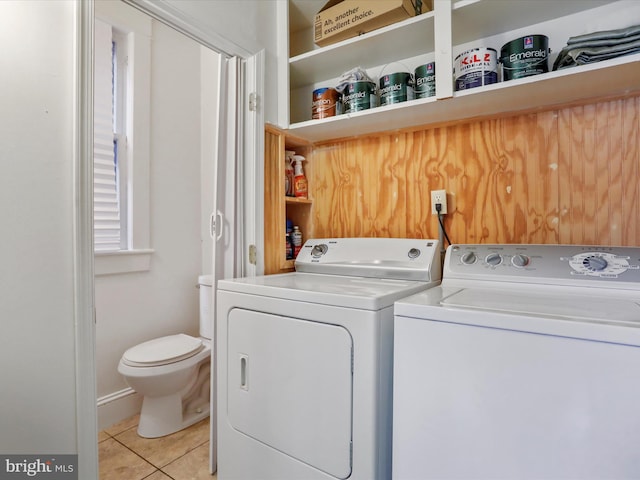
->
[{"left": 431, "top": 189, "right": 448, "bottom": 215}]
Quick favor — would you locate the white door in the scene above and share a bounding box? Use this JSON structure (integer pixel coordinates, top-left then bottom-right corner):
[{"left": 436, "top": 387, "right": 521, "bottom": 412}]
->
[
  {"left": 209, "top": 54, "right": 237, "bottom": 473},
  {"left": 211, "top": 55, "right": 240, "bottom": 283},
  {"left": 209, "top": 51, "right": 263, "bottom": 472},
  {"left": 227, "top": 309, "right": 354, "bottom": 479}
]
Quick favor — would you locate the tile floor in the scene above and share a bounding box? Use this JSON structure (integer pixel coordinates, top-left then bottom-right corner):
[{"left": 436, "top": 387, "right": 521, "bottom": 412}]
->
[{"left": 98, "top": 415, "right": 216, "bottom": 480}]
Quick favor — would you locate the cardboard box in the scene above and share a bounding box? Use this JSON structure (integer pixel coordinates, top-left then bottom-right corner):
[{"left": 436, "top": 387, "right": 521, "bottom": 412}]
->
[{"left": 314, "top": 0, "right": 429, "bottom": 47}]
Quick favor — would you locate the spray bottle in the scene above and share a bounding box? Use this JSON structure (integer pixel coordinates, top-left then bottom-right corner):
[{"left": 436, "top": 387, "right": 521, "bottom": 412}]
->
[
  {"left": 292, "top": 155, "right": 308, "bottom": 199},
  {"left": 285, "top": 150, "right": 295, "bottom": 197}
]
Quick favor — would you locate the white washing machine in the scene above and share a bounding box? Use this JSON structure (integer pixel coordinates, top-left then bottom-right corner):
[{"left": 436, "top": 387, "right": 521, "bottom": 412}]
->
[
  {"left": 216, "top": 238, "right": 441, "bottom": 480},
  {"left": 393, "top": 244, "right": 640, "bottom": 479}
]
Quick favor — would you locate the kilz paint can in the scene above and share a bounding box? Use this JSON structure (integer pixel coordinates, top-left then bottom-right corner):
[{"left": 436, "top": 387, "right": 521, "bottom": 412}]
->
[
  {"left": 454, "top": 47, "right": 498, "bottom": 91},
  {"left": 312, "top": 87, "right": 341, "bottom": 119},
  {"left": 342, "top": 81, "right": 378, "bottom": 113},
  {"left": 414, "top": 62, "right": 436, "bottom": 99},
  {"left": 379, "top": 72, "right": 414, "bottom": 106},
  {"left": 500, "top": 35, "right": 549, "bottom": 81}
]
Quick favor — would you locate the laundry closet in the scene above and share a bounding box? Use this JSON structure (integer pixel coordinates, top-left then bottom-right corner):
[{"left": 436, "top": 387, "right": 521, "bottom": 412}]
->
[{"left": 263, "top": 0, "right": 640, "bottom": 270}]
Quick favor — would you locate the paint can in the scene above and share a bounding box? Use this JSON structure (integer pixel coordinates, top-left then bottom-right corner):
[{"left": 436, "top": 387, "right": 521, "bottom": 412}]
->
[
  {"left": 500, "top": 35, "right": 549, "bottom": 81},
  {"left": 454, "top": 47, "right": 498, "bottom": 91},
  {"left": 342, "top": 81, "right": 378, "bottom": 113},
  {"left": 414, "top": 62, "right": 436, "bottom": 99},
  {"left": 379, "top": 72, "right": 414, "bottom": 106},
  {"left": 312, "top": 87, "right": 341, "bottom": 119}
]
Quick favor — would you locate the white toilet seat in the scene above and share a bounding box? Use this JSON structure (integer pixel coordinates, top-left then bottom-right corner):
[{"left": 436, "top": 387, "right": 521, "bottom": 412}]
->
[{"left": 122, "top": 333, "right": 204, "bottom": 367}]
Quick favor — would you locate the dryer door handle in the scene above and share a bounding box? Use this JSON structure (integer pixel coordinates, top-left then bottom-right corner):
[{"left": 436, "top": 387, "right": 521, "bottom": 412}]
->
[{"left": 239, "top": 354, "right": 249, "bottom": 391}]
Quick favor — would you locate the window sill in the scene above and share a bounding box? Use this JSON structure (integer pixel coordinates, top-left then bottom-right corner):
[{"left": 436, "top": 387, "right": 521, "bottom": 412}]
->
[{"left": 95, "top": 249, "right": 154, "bottom": 276}]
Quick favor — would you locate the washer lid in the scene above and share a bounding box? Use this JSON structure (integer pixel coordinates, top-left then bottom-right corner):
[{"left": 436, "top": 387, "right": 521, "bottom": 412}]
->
[
  {"left": 440, "top": 288, "right": 640, "bottom": 324},
  {"left": 122, "top": 334, "right": 203, "bottom": 367}
]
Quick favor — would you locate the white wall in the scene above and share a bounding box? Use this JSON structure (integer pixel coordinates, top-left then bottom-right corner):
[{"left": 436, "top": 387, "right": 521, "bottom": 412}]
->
[
  {"left": 0, "top": 0, "right": 80, "bottom": 453},
  {"left": 95, "top": 14, "right": 220, "bottom": 426},
  {"left": 164, "top": 0, "right": 282, "bottom": 125}
]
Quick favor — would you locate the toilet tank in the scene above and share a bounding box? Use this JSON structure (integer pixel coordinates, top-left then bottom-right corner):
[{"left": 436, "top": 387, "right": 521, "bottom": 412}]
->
[{"left": 198, "top": 275, "right": 213, "bottom": 340}]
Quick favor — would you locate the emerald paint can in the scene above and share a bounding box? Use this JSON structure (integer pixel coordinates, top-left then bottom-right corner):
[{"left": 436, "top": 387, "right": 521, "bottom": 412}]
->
[
  {"left": 342, "top": 81, "right": 378, "bottom": 113},
  {"left": 500, "top": 35, "right": 549, "bottom": 81},
  {"left": 379, "top": 72, "right": 414, "bottom": 106},
  {"left": 414, "top": 62, "right": 436, "bottom": 99}
]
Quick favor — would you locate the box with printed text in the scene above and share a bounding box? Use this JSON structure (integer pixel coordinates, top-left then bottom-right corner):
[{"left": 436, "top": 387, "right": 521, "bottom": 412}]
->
[{"left": 314, "top": 0, "right": 430, "bottom": 47}]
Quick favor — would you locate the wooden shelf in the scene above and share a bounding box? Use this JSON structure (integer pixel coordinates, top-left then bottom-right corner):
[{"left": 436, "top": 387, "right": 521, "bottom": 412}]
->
[
  {"left": 264, "top": 125, "right": 313, "bottom": 274},
  {"left": 285, "top": 196, "right": 313, "bottom": 204}
]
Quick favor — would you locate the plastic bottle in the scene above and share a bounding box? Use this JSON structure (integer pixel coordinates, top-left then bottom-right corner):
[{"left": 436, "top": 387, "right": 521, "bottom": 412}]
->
[
  {"left": 285, "top": 233, "right": 293, "bottom": 260},
  {"left": 292, "top": 155, "right": 308, "bottom": 199},
  {"left": 285, "top": 151, "right": 295, "bottom": 197},
  {"left": 292, "top": 225, "right": 303, "bottom": 258},
  {"left": 285, "top": 219, "right": 294, "bottom": 260}
]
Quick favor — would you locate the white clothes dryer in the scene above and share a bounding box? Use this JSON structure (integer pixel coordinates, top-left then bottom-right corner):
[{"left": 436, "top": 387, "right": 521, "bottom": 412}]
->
[
  {"left": 393, "top": 244, "right": 640, "bottom": 480},
  {"left": 216, "top": 238, "right": 441, "bottom": 480}
]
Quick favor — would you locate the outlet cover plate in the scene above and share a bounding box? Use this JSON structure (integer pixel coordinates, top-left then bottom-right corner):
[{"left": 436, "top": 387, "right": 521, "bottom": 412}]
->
[{"left": 431, "top": 189, "right": 447, "bottom": 215}]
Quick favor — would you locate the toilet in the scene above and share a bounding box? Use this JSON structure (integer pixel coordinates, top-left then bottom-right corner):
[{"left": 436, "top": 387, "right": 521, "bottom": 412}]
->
[{"left": 118, "top": 275, "right": 213, "bottom": 438}]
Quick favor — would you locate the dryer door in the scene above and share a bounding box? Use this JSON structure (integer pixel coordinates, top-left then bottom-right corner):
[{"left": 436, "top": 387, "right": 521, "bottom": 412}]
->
[{"left": 227, "top": 309, "right": 353, "bottom": 479}]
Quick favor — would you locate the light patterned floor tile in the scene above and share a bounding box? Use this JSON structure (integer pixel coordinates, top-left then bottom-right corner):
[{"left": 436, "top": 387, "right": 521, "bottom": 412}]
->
[
  {"left": 98, "top": 437, "right": 157, "bottom": 480},
  {"left": 161, "top": 443, "right": 214, "bottom": 480},
  {"left": 145, "top": 471, "right": 174, "bottom": 480},
  {"left": 104, "top": 414, "right": 140, "bottom": 437},
  {"left": 115, "top": 417, "right": 210, "bottom": 468}
]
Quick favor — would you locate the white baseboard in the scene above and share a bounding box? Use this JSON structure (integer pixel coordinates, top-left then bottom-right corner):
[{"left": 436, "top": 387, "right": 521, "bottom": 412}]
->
[{"left": 97, "top": 387, "right": 143, "bottom": 431}]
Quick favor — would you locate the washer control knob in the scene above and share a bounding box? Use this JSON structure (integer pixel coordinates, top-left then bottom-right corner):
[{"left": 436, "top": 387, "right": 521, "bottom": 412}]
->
[
  {"left": 485, "top": 253, "right": 502, "bottom": 266},
  {"left": 511, "top": 254, "right": 530, "bottom": 268},
  {"left": 311, "top": 244, "right": 328, "bottom": 258},
  {"left": 461, "top": 252, "right": 477, "bottom": 265},
  {"left": 408, "top": 248, "right": 421, "bottom": 259},
  {"left": 584, "top": 255, "right": 608, "bottom": 271}
]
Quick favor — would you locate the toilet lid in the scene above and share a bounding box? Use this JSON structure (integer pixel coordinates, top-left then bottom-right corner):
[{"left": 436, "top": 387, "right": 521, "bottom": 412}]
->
[{"left": 122, "top": 334, "right": 204, "bottom": 367}]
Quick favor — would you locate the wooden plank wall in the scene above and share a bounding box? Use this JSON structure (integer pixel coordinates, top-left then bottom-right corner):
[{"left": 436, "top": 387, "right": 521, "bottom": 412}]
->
[{"left": 309, "top": 95, "right": 640, "bottom": 246}]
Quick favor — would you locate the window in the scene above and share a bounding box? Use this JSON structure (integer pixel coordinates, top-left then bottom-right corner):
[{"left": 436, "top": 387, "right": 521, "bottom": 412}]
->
[
  {"left": 94, "top": 19, "right": 126, "bottom": 252},
  {"left": 94, "top": 3, "right": 152, "bottom": 275}
]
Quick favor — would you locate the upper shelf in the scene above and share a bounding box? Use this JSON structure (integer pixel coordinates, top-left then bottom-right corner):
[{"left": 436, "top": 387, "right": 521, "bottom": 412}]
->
[
  {"left": 288, "top": 53, "right": 640, "bottom": 143},
  {"left": 451, "top": 0, "right": 618, "bottom": 45},
  {"left": 289, "top": 11, "right": 436, "bottom": 89},
  {"left": 286, "top": 0, "right": 640, "bottom": 142}
]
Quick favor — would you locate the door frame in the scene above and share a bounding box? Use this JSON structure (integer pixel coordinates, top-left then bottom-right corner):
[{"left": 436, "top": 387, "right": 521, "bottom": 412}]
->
[
  {"left": 75, "top": 0, "right": 264, "bottom": 475},
  {"left": 122, "top": 0, "right": 265, "bottom": 279}
]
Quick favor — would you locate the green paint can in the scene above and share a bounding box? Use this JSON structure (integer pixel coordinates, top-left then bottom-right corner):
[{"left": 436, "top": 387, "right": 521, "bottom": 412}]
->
[
  {"left": 379, "top": 72, "right": 414, "bottom": 106},
  {"left": 414, "top": 62, "right": 436, "bottom": 99},
  {"left": 342, "top": 81, "right": 378, "bottom": 113},
  {"left": 500, "top": 35, "right": 549, "bottom": 81}
]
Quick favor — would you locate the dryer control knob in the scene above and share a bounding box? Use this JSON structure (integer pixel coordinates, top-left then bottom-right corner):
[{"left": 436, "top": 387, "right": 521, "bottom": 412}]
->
[
  {"left": 511, "top": 254, "right": 530, "bottom": 268},
  {"left": 584, "top": 255, "right": 608, "bottom": 271},
  {"left": 408, "top": 248, "right": 421, "bottom": 259},
  {"left": 311, "top": 244, "right": 328, "bottom": 258},
  {"left": 485, "top": 253, "right": 502, "bottom": 266},
  {"left": 461, "top": 252, "right": 477, "bottom": 265}
]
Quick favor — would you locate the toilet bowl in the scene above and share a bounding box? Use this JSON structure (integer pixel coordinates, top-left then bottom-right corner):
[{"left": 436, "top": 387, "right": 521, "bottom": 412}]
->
[{"left": 117, "top": 275, "right": 213, "bottom": 438}]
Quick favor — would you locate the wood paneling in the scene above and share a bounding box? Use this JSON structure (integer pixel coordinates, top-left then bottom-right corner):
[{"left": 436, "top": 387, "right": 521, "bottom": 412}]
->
[
  {"left": 309, "top": 95, "right": 640, "bottom": 246},
  {"left": 264, "top": 127, "right": 285, "bottom": 274}
]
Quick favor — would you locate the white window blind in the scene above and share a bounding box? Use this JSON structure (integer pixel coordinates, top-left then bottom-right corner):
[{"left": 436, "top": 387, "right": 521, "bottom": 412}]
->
[{"left": 94, "top": 19, "right": 121, "bottom": 252}]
